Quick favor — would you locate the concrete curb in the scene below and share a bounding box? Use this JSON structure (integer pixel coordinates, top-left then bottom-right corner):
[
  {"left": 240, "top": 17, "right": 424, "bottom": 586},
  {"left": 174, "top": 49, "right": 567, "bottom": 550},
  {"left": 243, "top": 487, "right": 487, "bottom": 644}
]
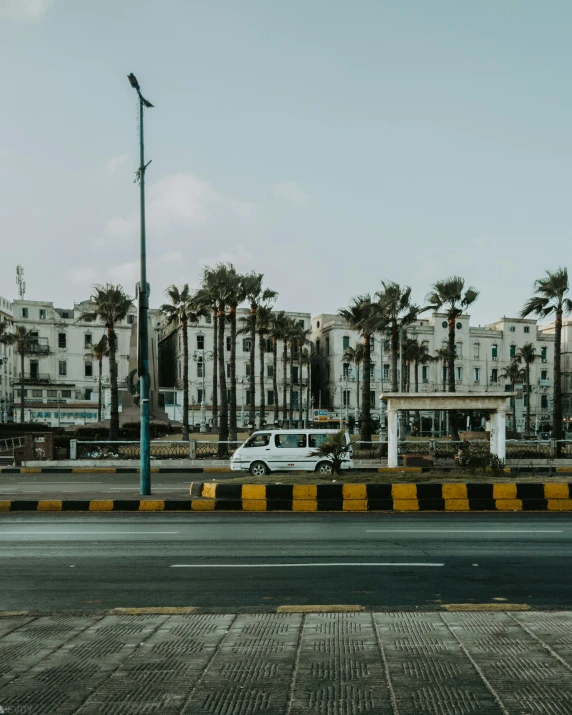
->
[
  {"left": 1, "top": 483, "right": 571, "bottom": 511},
  {"left": 0, "top": 467, "right": 231, "bottom": 474}
]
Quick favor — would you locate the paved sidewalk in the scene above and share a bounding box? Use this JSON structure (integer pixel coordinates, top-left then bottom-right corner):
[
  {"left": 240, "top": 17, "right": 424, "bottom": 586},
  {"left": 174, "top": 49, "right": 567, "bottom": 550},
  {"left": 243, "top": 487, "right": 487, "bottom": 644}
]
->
[{"left": 0, "top": 610, "right": 571, "bottom": 713}]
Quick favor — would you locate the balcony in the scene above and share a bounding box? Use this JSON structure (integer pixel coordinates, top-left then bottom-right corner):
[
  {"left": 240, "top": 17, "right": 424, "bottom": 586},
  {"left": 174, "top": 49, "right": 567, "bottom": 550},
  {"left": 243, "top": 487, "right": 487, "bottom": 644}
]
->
[
  {"left": 28, "top": 340, "right": 50, "bottom": 355},
  {"left": 17, "top": 373, "right": 51, "bottom": 383}
]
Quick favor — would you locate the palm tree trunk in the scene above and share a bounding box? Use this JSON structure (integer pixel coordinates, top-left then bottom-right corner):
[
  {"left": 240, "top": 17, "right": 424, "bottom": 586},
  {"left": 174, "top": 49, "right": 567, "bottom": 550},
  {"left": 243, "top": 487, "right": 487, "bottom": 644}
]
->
[
  {"left": 361, "top": 334, "right": 371, "bottom": 441},
  {"left": 218, "top": 308, "right": 228, "bottom": 445},
  {"left": 212, "top": 308, "right": 218, "bottom": 430},
  {"left": 98, "top": 358, "right": 102, "bottom": 423},
  {"left": 182, "top": 319, "right": 189, "bottom": 440},
  {"left": 229, "top": 306, "right": 237, "bottom": 442},
  {"left": 282, "top": 342, "right": 288, "bottom": 425},
  {"left": 299, "top": 350, "right": 303, "bottom": 426},
  {"left": 306, "top": 357, "right": 311, "bottom": 425},
  {"left": 20, "top": 348, "right": 25, "bottom": 423},
  {"left": 414, "top": 360, "right": 420, "bottom": 433},
  {"left": 289, "top": 345, "right": 294, "bottom": 426},
  {"left": 273, "top": 339, "right": 279, "bottom": 425},
  {"left": 525, "top": 363, "right": 531, "bottom": 435},
  {"left": 249, "top": 306, "right": 256, "bottom": 429},
  {"left": 553, "top": 311, "right": 563, "bottom": 441},
  {"left": 447, "top": 317, "right": 459, "bottom": 440},
  {"left": 391, "top": 326, "right": 399, "bottom": 392},
  {"left": 259, "top": 333, "right": 265, "bottom": 429},
  {"left": 108, "top": 327, "right": 119, "bottom": 440},
  {"left": 356, "top": 362, "right": 360, "bottom": 411}
]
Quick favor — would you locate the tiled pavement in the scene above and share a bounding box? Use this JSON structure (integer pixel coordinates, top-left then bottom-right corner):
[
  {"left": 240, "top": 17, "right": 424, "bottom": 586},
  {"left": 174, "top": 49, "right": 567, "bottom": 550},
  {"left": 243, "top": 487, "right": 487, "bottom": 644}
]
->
[{"left": 0, "top": 611, "right": 571, "bottom": 714}]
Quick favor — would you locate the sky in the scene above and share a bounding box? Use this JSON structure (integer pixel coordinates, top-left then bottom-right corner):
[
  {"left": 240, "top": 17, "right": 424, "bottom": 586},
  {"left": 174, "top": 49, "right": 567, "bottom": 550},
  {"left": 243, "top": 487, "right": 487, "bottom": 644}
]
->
[{"left": 0, "top": 0, "right": 571, "bottom": 325}]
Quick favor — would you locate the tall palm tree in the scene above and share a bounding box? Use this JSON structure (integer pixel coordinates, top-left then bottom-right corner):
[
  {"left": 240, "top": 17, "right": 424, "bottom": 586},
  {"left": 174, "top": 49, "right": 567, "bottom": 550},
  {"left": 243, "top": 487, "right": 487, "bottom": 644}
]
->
[
  {"left": 222, "top": 267, "right": 245, "bottom": 442},
  {"left": 500, "top": 359, "right": 526, "bottom": 432},
  {"left": 425, "top": 277, "right": 479, "bottom": 440},
  {"left": 407, "top": 340, "right": 433, "bottom": 433},
  {"left": 338, "top": 295, "right": 375, "bottom": 440},
  {"left": 434, "top": 345, "right": 449, "bottom": 436},
  {"left": 159, "top": 284, "right": 206, "bottom": 440},
  {"left": 256, "top": 305, "right": 273, "bottom": 429},
  {"left": 521, "top": 268, "right": 572, "bottom": 440},
  {"left": 295, "top": 325, "right": 311, "bottom": 426},
  {"left": 269, "top": 311, "right": 288, "bottom": 425},
  {"left": 516, "top": 342, "right": 540, "bottom": 435},
  {"left": 342, "top": 342, "right": 364, "bottom": 413},
  {"left": 282, "top": 318, "right": 296, "bottom": 426},
  {"left": 374, "top": 282, "right": 419, "bottom": 393},
  {"left": 241, "top": 272, "right": 278, "bottom": 428},
  {"left": 89, "top": 335, "right": 108, "bottom": 423},
  {"left": 78, "top": 284, "right": 133, "bottom": 440},
  {"left": 192, "top": 273, "right": 220, "bottom": 431},
  {"left": 13, "top": 326, "right": 35, "bottom": 424}
]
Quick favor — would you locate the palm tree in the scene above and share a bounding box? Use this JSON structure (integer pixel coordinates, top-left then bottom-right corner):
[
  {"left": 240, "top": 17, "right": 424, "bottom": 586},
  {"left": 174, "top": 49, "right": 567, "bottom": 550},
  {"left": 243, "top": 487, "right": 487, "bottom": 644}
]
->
[
  {"left": 516, "top": 343, "right": 540, "bottom": 435},
  {"left": 425, "top": 277, "right": 479, "bottom": 440},
  {"left": 282, "top": 317, "right": 296, "bottom": 426},
  {"left": 13, "top": 326, "right": 35, "bottom": 424},
  {"left": 500, "top": 359, "right": 526, "bottom": 432},
  {"left": 342, "top": 342, "right": 364, "bottom": 413},
  {"left": 338, "top": 295, "right": 375, "bottom": 441},
  {"left": 222, "top": 267, "right": 245, "bottom": 442},
  {"left": 295, "top": 325, "right": 311, "bottom": 426},
  {"left": 403, "top": 339, "right": 433, "bottom": 434},
  {"left": 434, "top": 345, "right": 449, "bottom": 436},
  {"left": 521, "top": 268, "right": 572, "bottom": 440},
  {"left": 269, "top": 311, "right": 288, "bottom": 425},
  {"left": 77, "top": 284, "right": 133, "bottom": 440},
  {"left": 255, "top": 305, "right": 273, "bottom": 429},
  {"left": 89, "top": 335, "right": 108, "bottom": 423},
  {"left": 193, "top": 273, "right": 220, "bottom": 431},
  {"left": 374, "top": 282, "right": 419, "bottom": 393},
  {"left": 159, "top": 284, "right": 206, "bottom": 440},
  {"left": 241, "top": 272, "right": 278, "bottom": 428}
]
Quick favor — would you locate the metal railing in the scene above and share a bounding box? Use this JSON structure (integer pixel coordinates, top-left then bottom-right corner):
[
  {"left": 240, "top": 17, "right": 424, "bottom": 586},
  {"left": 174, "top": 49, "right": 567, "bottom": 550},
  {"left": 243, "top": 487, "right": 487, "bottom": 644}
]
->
[{"left": 73, "top": 439, "right": 241, "bottom": 460}]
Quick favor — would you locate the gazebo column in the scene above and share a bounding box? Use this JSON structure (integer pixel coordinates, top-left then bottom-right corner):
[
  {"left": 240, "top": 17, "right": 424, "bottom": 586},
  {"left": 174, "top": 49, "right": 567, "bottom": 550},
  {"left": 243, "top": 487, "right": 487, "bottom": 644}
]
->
[
  {"left": 490, "top": 411, "right": 498, "bottom": 457},
  {"left": 497, "top": 408, "right": 507, "bottom": 460},
  {"left": 387, "top": 409, "right": 398, "bottom": 467}
]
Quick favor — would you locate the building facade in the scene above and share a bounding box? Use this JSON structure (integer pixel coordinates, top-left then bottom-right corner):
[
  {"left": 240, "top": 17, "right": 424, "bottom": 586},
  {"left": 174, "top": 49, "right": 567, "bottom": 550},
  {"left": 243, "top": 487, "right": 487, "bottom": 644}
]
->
[{"left": 0, "top": 296, "right": 14, "bottom": 422}]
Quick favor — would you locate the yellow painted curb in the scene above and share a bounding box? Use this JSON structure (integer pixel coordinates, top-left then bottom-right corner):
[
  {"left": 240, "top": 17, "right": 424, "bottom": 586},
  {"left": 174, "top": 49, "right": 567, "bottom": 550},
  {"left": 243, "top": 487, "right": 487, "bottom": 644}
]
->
[
  {"left": 495, "top": 499, "right": 523, "bottom": 511},
  {"left": 392, "top": 484, "right": 417, "bottom": 500},
  {"left": 242, "top": 499, "right": 267, "bottom": 511},
  {"left": 443, "top": 484, "right": 467, "bottom": 499},
  {"left": 556, "top": 467, "right": 572, "bottom": 472},
  {"left": 293, "top": 485, "right": 317, "bottom": 500},
  {"left": 445, "top": 499, "right": 470, "bottom": 511},
  {"left": 191, "top": 500, "right": 215, "bottom": 511},
  {"left": 493, "top": 484, "right": 517, "bottom": 499},
  {"left": 89, "top": 500, "right": 115, "bottom": 511},
  {"left": 393, "top": 499, "right": 419, "bottom": 511},
  {"left": 276, "top": 605, "right": 364, "bottom": 613},
  {"left": 203, "top": 467, "right": 231, "bottom": 473},
  {"left": 544, "top": 484, "right": 570, "bottom": 499},
  {"left": 378, "top": 467, "right": 422, "bottom": 473},
  {"left": 0, "top": 501, "right": 11, "bottom": 511},
  {"left": 20, "top": 468, "right": 42, "bottom": 473},
  {"left": 73, "top": 468, "right": 117, "bottom": 473},
  {"left": 242, "top": 484, "right": 266, "bottom": 500},
  {"left": 292, "top": 500, "right": 318, "bottom": 512},
  {"left": 0, "top": 611, "right": 29, "bottom": 617},
  {"left": 343, "top": 484, "right": 367, "bottom": 500},
  {"left": 37, "top": 500, "right": 62, "bottom": 511},
  {"left": 343, "top": 499, "right": 368, "bottom": 511},
  {"left": 109, "top": 607, "right": 197, "bottom": 615},
  {"left": 201, "top": 483, "right": 217, "bottom": 499},
  {"left": 547, "top": 499, "right": 572, "bottom": 511},
  {"left": 139, "top": 500, "right": 165, "bottom": 511},
  {"left": 442, "top": 603, "right": 530, "bottom": 612}
]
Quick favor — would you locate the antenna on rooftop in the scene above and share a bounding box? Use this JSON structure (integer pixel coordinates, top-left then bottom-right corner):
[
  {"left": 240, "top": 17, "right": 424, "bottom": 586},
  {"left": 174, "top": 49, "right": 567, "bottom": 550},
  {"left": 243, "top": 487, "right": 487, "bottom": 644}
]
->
[{"left": 16, "top": 265, "right": 26, "bottom": 300}]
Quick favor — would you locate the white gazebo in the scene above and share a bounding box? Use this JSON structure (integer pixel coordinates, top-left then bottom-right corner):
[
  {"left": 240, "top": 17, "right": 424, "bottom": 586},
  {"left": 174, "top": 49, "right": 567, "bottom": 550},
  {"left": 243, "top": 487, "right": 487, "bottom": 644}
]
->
[{"left": 380, "top": 392, "right": 515, "bottom": 467}]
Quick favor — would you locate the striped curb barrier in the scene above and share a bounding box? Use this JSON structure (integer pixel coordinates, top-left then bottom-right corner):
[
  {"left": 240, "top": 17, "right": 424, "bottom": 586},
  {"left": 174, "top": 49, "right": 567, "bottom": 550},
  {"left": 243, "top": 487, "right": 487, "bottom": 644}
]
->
[{"left": 1, "top": 483, "right": 571, "bottom": 511}]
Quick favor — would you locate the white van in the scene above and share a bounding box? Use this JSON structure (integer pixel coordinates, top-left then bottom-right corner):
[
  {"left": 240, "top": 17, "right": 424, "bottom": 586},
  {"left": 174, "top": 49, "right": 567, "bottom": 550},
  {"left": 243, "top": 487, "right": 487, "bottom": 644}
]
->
[{"left": 230, "top": 429, "right": 354, "bottom": 476}]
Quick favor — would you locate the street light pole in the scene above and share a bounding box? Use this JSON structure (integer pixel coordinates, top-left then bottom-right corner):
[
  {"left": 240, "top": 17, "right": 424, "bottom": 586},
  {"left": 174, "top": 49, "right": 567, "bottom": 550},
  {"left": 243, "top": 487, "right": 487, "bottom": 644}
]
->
[{"left": 128, "top": 73, "right": 154, "bottom": 496}]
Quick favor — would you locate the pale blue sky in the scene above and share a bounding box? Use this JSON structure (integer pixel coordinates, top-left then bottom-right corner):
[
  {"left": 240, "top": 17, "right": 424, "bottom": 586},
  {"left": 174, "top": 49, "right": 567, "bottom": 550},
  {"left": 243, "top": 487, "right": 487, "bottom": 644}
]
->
[{"left": 1, "top": 0, "right": 570, "bottom": 323}]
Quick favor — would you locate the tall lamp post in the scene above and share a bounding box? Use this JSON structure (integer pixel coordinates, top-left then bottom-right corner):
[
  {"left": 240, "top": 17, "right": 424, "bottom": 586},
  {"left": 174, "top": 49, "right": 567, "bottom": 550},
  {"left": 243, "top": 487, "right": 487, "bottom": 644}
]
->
[
  {"left": 193, "top": 350, "right": 213, "bottom": 433},
  {"left": 128, "top": 73, "right": 154, "bottom": 496}
]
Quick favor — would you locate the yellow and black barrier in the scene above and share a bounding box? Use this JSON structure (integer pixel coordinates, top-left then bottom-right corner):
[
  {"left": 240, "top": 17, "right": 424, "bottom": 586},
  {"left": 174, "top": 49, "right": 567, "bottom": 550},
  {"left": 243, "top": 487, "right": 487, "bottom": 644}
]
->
[{"left": 2, "top": 483, "right": 570, "bottom": 511}]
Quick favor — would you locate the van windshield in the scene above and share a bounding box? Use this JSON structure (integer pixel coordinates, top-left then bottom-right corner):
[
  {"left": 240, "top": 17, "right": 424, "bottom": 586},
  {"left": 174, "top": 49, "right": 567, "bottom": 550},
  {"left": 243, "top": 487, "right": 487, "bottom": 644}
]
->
[{"left": 243, "top": 433, "right": 271, "bottom": 448}]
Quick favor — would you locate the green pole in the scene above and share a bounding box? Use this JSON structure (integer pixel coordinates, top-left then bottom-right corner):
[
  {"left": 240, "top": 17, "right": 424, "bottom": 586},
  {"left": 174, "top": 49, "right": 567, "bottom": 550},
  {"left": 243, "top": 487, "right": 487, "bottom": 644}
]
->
[{"left": 128, "top": 73, "right": 153, "bottom": 496}]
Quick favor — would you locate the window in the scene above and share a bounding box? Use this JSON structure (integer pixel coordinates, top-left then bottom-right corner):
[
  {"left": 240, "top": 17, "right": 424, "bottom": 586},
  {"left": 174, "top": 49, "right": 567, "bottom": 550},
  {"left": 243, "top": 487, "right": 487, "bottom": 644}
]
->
[
  {"left": 292, "top": 391, "right": 299, "bottom": 408},
  {"left": 246, "top": 391, "right": 251, "bottom": 405},
  {"left": 292, "top": 366, "right": 299, "bottom": 381},
  {"left": 326, "top": 363, "right": 330, "bottom": 380},
  {"left": 58, "top": 361, "right": 67, "bottom": 376},
  {"left": 84, "top": 334, "right": 92, "bottom": 348},
  {"left": 265, "top": 339, "right": 273, "bottom": 353},
  {"left": 197, "top": 359, "right": 204, "bottom": 378},
  {"left": 510, "top": 344, "right": 516, "bottom": 358},
  {"left": 325, "top": 337, "right": 330, "bottom": 355},
  {"left": 205, "top": 313, "right": 212, "bottom": 324},
  {"left": 541, "top": 370, "right": 548, "bottom": 380},
  {"left": 298, "top": 320, "right": 305, "bottom": 328},
  {"left": 343, "top": 362, "right": 350, "bottom": 379},
  {"left": 58, "top": 333, "right": 67, "bottom": 349},
  {"left": 343, "top": 336, "right": 350, "bottom": 350},
  {"left": 491, "top": 368, "right": 498, "bottom": 383},
  {"left": 226, "top": 363, "right": 231, "bottom": 378},
  {"left": 39, "top": 309, "right": 46, "bottom": 320},
  {"left": 275, "top": 433, "right": 306, "bottom": 448},
  {"left": 30, "top": 360, "right": 39, "bottom": 378},
  {"left": 61, "top": 390, "right": 72, "bottom": 398},
  {"left": 197, "top": 388, "right": 204, "bottom": 404},
  {"left": 473, "top": 342, "right": 480, "bottom": 359},
  {"left": 473, "top": 367, "right": 480, "bottom": 382},
  {"left": 456, "top": 366, "right": 462, "bottom": 381},
  {"left": 84, "top": 389, "right": 92, "bottom": 400},
  {"left": 383, "top": 364, "right": 390, "bottom": 380},
  {"left": 316, "top": 338, "right": 321, "bottom": 354},
  {"left": 226, "top": 336, "right": 231, "bottom": 352},
  {"left": 267, "top": 390, "right": 275, "bottom": 406},
  {"left": 370, "top": 337, "right": 375, "bottom": 351},
  {"left": 455, "top": 342, "right": 462, "bottom": 358},
  {"left": 541, "top": 395, "right": 548, "bottom": 409},
  {"left": 197, "top": 335, "right": 205, "bottom": 350},
  {"left": 244, "top": 433, "right": 271, "bottom": 448},
  {"left": 227, "top": 389, "right": 231, "bottom": 404},
  {"left": 370, "top": 391, "right": 376, "bottom": 407},
  {"left": 267, "top": 365, "right": 274, "bottom": 378},
  {"left": 47, "top": 390, "right": 57, "bottom": 398},
  {"left": 242, "top": 338, "right": 252, "bottom": 353},
  {"left": 84, "top": 362, "right": 93, "bottom": 377},
  {"left": 492, "top": 344, "right": 498, "bottom": 361},
  {"left": 541, "top": 346, "right": 547, "bottom": 362},
  {"left": 127, "top": 315, "right": 135, "bottom": 325},
  {"left": 509, "top": 325, "right": 516, "bottom": 333},
  {"left": 21, "top": 308, "right": 28, "bottom": 318},
  {"left": 343, "top": 390, "right": 351, "bottom": 407},
  {"left": 370, "top": 364, "right": 375, "bottom": 379},
  {"left": 32, "top": 389, "right": 42, "bottom": 398},
  {"left": 524, "top": 326, "right": 530, "bottom": 334},
  {"left": 309, "top": 433, "right": 328, "bottom": 448},
  {"left": 422, "top": 365, "right": 429, "bottom": 383}
]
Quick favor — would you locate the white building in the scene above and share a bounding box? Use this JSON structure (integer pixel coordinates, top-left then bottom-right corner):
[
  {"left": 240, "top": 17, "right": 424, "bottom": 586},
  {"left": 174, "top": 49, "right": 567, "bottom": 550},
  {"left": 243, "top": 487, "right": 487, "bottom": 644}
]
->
[
  {"left": 12, "top": 299, "right": 136, "bottom": 426},
  {"left": 0, "top": 296, "right": 14, "bottom": 422},
  {"left": 311, "top": 312, "right": 557, "bottom": 436}
]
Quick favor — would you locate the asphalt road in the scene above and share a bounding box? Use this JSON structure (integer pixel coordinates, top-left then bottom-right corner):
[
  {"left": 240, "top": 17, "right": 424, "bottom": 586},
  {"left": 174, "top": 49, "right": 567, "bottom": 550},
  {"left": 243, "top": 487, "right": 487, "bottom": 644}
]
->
[{"left": 1, "top": 512, "right": 571, "bottom": 613}]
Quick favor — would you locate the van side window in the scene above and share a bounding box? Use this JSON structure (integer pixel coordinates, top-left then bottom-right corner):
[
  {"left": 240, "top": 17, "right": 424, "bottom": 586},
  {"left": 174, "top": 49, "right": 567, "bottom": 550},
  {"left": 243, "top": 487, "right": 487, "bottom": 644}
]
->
[
  {"left": 244, "top": 433, "right": 271, "bottom": 448},
  {"left": 275, "top": 434, "right": 307, "bottom": 448},
  {"left": 309, "top": 434, "right": 328, "bottom": 448}
]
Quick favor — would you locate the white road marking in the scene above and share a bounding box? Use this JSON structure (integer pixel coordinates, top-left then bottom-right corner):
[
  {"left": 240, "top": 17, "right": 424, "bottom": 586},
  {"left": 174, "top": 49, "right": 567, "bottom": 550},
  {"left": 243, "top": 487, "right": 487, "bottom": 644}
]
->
[
  {"left": 170, "top": 562, "right": 445, "bottom": 568},
  {"left": 0, "top": 531, "right": 179, "bottom": 536},
  {"left": 366, "top": 530, "right": 563, "bottom": 534}
]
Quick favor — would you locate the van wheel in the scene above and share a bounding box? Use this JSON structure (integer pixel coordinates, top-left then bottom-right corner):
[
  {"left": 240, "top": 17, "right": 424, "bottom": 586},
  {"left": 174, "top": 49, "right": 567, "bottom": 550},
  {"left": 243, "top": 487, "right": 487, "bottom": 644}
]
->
[
  {"left": 250, "top": 461, "right": 269, "bottom": 477},
  {"left": 316, "top": 461, "right": 333, "bottom": 475}
]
